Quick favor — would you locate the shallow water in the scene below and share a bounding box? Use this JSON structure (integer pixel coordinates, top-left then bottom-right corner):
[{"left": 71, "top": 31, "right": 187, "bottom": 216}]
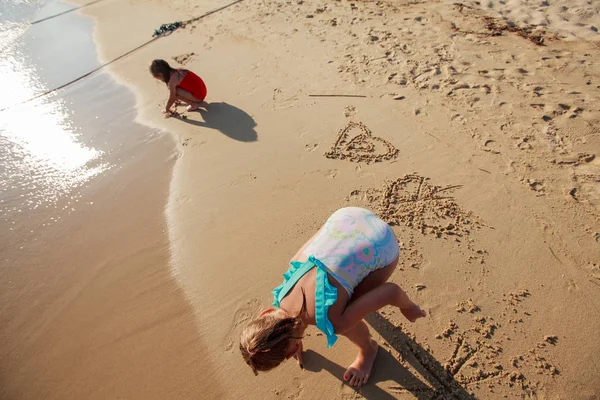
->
[{"left": 0, "top": 0, "right": 162, "bottom": 254}]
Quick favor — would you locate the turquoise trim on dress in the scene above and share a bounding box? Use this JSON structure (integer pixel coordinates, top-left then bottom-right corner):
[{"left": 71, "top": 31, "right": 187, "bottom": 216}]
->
[
  {"left": 271, "top": 256, "right": 339, "bottom": 348},
  {"left": 271, "top": 260, "right": 313, "bottom": 308},
  {"left": 311, "top": 257, "right": 339, "bottom": 347}
]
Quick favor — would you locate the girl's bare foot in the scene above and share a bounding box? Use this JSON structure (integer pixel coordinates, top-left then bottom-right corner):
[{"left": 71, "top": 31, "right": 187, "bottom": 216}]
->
[
  {"left": 401, "top": 304, "right": 427, "bottom": 322},
  {"left": 186, "top": 103, "right": 201, "bottom": 111},
  {"left": 344, "top": 339, "right": 378, "bottom": 388}
]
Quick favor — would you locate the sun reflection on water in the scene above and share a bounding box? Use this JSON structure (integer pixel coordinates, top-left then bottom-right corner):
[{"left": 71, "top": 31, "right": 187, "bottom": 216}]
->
[{"left": 0, "top": 37, "right": 107, "bottom": 216}]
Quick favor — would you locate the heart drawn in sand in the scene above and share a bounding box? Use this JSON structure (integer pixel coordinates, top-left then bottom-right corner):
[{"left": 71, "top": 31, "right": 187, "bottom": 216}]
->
[{"left": 325, "top": 121, "right": 399, "bottom": 164}]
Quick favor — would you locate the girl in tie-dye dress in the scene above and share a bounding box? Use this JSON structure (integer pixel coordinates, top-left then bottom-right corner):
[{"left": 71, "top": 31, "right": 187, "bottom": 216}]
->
[{"left": 240, "top": 207, "right": 426, "bottom": 388}]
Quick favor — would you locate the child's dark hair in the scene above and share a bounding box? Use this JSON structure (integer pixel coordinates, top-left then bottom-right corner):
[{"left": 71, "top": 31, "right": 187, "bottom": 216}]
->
[
  {"left": 239, "top": 290, "right": 307, "bottom": 375},
  {"left": 149, "top": 59, "right": 175, "bottom": 84}
]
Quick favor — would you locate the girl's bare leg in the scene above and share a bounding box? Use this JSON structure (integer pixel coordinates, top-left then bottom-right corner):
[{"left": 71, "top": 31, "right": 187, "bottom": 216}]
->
[
  {"left": 175, "top": 87, "right": 204, "bottom": 111},
  {"left": 341, "top": 320, "right": 379, "bottom": 388},
  {"left": 340, "top": 257, "right": 397, "bottom": 388},
  {"left": 341, "top": 255, "right": 426, "bottom": 388},
  {"left": 351, "top": 255, "right": 425, "bottom": 321},
  {"left": 351, "top": 255, "right": 399, "bottom": 300}
]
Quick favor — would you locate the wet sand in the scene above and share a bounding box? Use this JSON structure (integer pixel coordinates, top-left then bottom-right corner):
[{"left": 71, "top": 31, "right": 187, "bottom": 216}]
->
[
  {"left": 3, "top": 0, "right": 600, "bottom": 398},
  {"left": 0, "top": 134, "right": 219, "bottom": 399}
]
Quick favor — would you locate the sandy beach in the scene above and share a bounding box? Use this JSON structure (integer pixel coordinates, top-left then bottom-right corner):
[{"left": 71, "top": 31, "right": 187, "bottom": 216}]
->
[{"left": 2, "top": 0, "right": 600, "bottom": 398}]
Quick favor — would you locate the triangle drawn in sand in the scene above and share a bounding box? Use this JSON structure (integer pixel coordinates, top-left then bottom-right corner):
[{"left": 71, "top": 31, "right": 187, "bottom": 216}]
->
[{"left": 325, "top": 121, "right": 398, "bottom": 164}]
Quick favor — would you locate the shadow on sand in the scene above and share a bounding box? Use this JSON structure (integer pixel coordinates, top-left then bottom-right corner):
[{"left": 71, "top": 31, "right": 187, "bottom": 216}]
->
[
  {"left": 174, "top": 102, "right": 257, "bottom": 142},
  {"left": 303, "top": 312, "right": 475, "bottom": 399}
]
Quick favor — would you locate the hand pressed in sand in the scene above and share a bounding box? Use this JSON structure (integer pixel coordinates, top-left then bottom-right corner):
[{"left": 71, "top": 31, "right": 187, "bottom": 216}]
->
[{"left": 293, "top": 340, "right": 304, "bottom": 369}]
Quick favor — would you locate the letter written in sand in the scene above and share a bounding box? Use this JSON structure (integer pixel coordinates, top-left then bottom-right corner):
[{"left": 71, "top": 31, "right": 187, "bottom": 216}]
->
[
  {"left": 325, "top": 121, "right": 399, "bottom": 164},
  {"left": 361, "top": 174, "right": 484, "bottom": 238}
]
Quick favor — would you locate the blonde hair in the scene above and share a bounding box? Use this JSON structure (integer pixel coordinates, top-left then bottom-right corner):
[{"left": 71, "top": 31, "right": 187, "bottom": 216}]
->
[{"left": 240, "top": 292, "right": 307, "bottom": 375}]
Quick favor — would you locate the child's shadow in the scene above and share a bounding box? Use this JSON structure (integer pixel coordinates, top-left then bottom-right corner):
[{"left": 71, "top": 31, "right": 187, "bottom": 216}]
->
[
  {"left": 175, "top": 102, "right": 257, "bottom": 142},
  {"left": 303, "top": 312, "right": 475, "bottom": 400}
]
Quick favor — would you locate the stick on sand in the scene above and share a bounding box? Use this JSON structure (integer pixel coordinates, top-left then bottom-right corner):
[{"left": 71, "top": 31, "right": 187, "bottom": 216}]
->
[{"left": 309, "top": 94, "right": 367, "bottom": 98}]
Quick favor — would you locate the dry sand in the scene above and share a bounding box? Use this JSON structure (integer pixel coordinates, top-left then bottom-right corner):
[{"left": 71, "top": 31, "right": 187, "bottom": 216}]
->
[{"left": 6, "top": 0, "right": 600, "bottom": 398}]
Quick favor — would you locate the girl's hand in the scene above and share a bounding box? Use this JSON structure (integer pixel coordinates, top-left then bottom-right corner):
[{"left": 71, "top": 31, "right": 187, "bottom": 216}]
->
[
  {"left": 293, "top": 341, "right": 304, "bottom": 369},
  {"left": 162, "top": 109, "right": 175, "bottom": 118}
]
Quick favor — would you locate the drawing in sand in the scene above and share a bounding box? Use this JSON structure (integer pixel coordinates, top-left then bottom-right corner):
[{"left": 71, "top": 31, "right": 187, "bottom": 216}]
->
[{"left": 325, "top": 121, "right": 399, "bottom": 164}]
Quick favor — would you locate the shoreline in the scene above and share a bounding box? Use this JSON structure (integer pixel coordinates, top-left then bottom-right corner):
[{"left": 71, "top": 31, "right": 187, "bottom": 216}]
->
[{"left": 1, "top": 1, "right": 222, "bottom": 398}]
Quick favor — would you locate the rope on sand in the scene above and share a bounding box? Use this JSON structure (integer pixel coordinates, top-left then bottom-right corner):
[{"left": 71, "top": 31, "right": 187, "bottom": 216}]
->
[
  {"left": 0, "top": 0, "right": 246, "bottom": 113},
  {"left": 30, "top": 0, "right": 106, "bottom": 25}
]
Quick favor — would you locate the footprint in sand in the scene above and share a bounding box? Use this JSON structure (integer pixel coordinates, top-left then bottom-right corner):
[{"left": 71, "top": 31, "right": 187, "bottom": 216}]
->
[
  {"left": 265, "top": 87, "right": 298, "bottom": 110},
  {"left": 566, "top": 277, "right": 579, "bottom": 292},
  {"left": 552, "top": 112, "right": 596, "bottom": 148},
  {"left": 172, "top": 52, "right": 196, "bottom": 66},
  {"left": 337, "top": 385, "right": 364, "bottom": 399},
  {"left": 304, "top": 142, "right": 320, "bottom": 152},
  {"left": 344, "top": 105, "right": 356, "bottom": 118},
  {"left": 516, "top": 136, "right": 534, "bottom": 151},
  {"left": 482, "top": 139, "right": 501, "bottom": 154},
  {"left": 272, "top": 377, "right": 304, "bottom": 399},
  {"left": 223, "top": 299, "right": 261, "bottom": 351},
  {"left": 570, "top": 155, "right": 600, "bottom": 209},
  {"left": 310, "top": 169, "right": 339, "bottom": 179},
  {"left": 589, "top": 263, "right": 600, "bottom": 287},
  {"left": 526, "top": 178, "right": 545, "bottom": 194},
  {"left": 325, "top": 169, "right": 339, "bottom": 179},
  {"left": 230, "top": 173, "right": 258, "bottom": 187}
]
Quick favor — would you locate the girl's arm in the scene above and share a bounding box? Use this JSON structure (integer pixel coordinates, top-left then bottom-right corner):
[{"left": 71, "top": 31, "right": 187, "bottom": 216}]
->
[
  {"left": 333, "top": 283, "right": 413, "bottom": 334},
  {"left": 165, "top": 72, "right": 183, "bottom": 113},
  {"left": 165, "top": 83, "right": 178, "bottom": 113},
  {"left": 293, "top": 340, "right": 303, "bottom": 369}
]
